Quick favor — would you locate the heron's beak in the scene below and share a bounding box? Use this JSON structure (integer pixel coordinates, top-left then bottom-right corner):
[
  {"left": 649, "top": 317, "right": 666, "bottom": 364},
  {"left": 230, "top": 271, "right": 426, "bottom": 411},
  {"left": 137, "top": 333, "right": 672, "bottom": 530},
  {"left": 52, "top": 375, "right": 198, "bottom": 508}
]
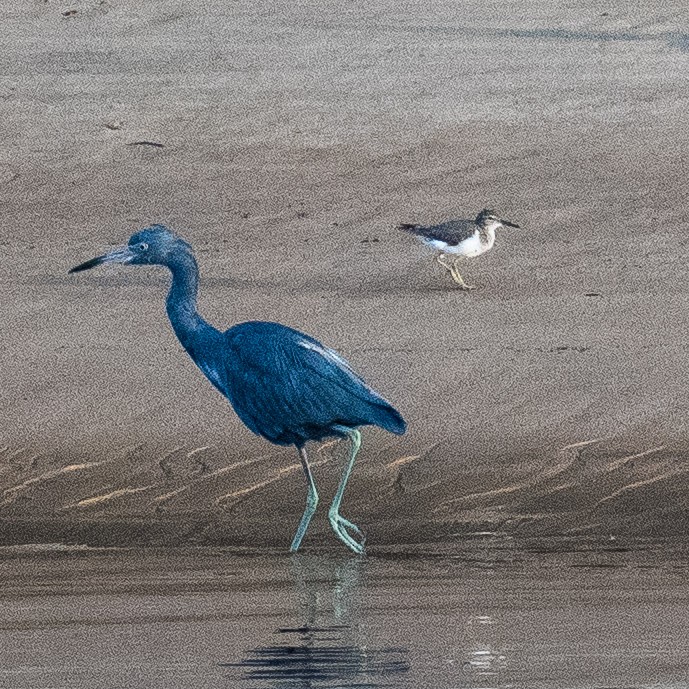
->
[
  {"left": 68, "top": 246, "right": 135, "bottom": 274},
  {"left": 501, "top": 219, "right": 520, "bottom": 228}
]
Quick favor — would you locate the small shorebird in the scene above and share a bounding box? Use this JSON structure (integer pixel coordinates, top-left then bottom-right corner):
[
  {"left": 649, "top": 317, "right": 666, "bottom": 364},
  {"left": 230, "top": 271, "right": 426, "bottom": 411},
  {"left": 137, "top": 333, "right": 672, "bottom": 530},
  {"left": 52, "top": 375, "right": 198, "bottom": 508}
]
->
[{"left": 399, "top": 208, "right": 520, "bottom": 290}]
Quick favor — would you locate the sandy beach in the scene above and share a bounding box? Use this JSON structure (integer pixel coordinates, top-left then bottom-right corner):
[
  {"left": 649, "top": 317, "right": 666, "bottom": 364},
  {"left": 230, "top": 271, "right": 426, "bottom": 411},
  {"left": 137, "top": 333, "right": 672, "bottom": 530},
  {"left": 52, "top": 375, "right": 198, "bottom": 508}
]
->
[{"left": 3, "top": 1, "right": 689, "bottom": 548}]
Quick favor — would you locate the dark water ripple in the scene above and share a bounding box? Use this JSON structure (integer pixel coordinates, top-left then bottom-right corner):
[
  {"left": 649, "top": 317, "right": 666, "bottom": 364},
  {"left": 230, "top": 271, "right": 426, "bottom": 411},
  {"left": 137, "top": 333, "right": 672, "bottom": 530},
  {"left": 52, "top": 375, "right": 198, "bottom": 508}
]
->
[{"left": 222, "top": 625, "right": 409, "bottom": 687}]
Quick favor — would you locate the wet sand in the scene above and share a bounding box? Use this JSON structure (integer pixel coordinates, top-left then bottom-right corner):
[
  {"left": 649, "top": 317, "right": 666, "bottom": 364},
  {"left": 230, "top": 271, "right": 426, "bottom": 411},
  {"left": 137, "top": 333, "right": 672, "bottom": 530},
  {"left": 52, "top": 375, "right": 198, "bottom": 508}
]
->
[
  {"left": 3, "top": 1, "right": 689, "bottom": 546},
  {"left": 2, "top": 544, "right": 689, "bottom": 688}
]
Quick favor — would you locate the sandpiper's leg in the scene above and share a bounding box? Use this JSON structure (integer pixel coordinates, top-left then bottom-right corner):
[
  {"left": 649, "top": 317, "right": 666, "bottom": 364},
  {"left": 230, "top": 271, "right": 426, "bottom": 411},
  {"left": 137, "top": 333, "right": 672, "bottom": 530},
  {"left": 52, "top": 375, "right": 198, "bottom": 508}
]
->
[
  {"left": 328, "top": 427, "right": 365, "bottom": 555},
  {"left": 436, "top": 253, "right": 455, "bottom": 273},
  {"left": 451, "top": 260, "right": 476, "bottom": 291},
  {"left": 290, "top": 445, "right": 319, "bottom": 552}
]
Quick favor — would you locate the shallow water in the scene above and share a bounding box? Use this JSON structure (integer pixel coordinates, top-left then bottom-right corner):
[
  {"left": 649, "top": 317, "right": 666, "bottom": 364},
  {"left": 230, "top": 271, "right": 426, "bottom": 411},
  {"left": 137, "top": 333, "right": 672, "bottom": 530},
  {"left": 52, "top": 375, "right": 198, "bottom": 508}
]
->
[{"left": 1, "top": 542, "right": 689, "bottom": 688}]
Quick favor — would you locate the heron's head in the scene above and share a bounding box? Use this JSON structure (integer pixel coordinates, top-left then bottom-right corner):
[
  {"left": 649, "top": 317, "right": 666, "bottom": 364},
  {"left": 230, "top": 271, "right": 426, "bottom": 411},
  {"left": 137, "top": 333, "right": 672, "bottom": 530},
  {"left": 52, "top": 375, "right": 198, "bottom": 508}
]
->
[
  {"left": 69, "top": 224, "right": 194, "bottom": 274},
  {"left": 475, "top": 208, "right": 520, "bottom": 230}
]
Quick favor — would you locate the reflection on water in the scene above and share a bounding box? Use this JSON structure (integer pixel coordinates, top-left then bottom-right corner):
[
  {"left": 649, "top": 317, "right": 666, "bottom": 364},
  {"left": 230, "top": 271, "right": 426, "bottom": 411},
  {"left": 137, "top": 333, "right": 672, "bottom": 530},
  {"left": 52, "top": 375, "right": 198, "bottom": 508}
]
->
[
  {"left": 226, "top": 625, "right": 409, "bottom": 687},
  {"left": 462, "top": 615, "right": 508, "bottom": 687},
  {"left": 4, "top": 545, "right": 689, "bottom": 689},
  {"left": 222, "top": 556, "right": 409, "bottom": 687}
]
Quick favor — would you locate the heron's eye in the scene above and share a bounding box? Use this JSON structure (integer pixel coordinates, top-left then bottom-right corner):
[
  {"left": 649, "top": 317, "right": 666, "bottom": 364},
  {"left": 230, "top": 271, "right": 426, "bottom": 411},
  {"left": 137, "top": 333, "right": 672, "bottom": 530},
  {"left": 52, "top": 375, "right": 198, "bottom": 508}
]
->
[{"left": 139, "top": 243, "right": 149, "bottom": 251}]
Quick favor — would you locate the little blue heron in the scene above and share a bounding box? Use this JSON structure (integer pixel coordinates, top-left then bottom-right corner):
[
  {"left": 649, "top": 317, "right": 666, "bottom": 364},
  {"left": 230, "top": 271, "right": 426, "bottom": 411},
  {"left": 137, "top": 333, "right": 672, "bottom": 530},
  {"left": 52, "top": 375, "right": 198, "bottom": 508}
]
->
[
  {"left": 69, "top": 225, "right": 406, "bottom": 554},
  {"left": 399, "top": 208, "right": 520, "bottom": 290}
]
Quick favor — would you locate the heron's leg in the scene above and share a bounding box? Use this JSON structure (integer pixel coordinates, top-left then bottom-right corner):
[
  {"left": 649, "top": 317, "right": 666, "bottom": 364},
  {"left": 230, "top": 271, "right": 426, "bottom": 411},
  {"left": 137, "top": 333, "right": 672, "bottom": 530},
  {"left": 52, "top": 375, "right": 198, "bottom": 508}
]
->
[
  {"left": 450, "top": 259, "right": 476, "bottom": 291},
  {"left": 290, "top": 445, "right": 319, "bottom": 552},
  {"left": 328, "top": 427, "right": 365, "bottom": 555}
]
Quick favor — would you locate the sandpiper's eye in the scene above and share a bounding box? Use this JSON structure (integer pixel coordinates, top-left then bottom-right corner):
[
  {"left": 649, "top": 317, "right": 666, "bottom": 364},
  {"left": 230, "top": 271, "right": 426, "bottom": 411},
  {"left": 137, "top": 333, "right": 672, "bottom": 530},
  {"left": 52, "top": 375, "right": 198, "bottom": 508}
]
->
[{"left": 139, "top": 242, "right": 149, "bottom": 251}]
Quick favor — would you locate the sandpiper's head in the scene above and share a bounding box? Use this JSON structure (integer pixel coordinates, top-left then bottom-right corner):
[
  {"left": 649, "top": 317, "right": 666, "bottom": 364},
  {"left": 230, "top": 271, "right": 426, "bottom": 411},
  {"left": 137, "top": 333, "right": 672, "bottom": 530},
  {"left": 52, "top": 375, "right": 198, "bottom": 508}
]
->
[
  {"left": 475, "top": 208, "right": 520, "bottom": 230},
  {"left": 69, "top": 224, "right": 193, "bottom": 274}
]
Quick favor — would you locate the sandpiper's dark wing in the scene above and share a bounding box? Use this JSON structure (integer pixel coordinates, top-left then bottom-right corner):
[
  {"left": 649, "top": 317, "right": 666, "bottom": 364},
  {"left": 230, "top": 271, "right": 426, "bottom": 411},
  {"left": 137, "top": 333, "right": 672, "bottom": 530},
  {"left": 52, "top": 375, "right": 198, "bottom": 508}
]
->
[{"left": 398, "top": 218, "right": 477, "bottom": 246}]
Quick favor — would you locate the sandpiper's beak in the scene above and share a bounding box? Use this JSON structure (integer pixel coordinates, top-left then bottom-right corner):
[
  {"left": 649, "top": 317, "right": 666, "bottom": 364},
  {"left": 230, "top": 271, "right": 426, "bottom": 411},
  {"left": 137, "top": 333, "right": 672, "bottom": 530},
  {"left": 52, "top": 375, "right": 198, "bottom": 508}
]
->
[
  {"left": 68, "top": 246, "right": 135, "bottom": 273},
  {"left": 501, "top": 219, "right": 520, "bottom": 229}
]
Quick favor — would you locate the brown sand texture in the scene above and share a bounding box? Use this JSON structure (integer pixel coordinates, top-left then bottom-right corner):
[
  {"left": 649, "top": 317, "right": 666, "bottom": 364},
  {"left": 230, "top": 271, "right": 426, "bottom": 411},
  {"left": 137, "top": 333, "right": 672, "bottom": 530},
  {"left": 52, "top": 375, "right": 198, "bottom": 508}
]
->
[{"left": 3, "top": 0, "right": 689, "bottom": 548}]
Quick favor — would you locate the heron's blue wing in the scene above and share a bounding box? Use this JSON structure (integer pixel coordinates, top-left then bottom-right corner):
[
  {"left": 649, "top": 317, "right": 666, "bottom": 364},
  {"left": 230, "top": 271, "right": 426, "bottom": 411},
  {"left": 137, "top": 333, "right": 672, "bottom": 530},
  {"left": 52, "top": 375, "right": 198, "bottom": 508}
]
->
[{"left": 219, "top": 322, "right": 405, "bottom": 445}]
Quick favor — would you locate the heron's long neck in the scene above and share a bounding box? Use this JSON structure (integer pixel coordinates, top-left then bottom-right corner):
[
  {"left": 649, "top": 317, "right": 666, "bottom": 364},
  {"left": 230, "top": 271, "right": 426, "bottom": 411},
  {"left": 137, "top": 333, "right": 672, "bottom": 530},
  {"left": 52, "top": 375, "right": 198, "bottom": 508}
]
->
[{"left": 165, "top": 251, "right": 215, "bottom": 348}]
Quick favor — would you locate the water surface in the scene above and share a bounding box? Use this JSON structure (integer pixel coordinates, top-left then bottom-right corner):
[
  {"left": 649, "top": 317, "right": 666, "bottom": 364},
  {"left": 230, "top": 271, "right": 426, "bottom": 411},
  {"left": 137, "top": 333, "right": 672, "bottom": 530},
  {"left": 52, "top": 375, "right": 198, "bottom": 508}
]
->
[{"left": 1, "top": 541, "right": 688, "bottom": 688}]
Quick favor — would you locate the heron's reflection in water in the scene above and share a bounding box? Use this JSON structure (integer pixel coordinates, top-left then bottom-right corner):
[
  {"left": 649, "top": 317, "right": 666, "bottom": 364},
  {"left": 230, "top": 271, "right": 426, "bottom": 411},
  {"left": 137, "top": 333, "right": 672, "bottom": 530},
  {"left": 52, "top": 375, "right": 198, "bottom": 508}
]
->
[{"left": 224, "top": 555, "right": 409, "bottom": 687}]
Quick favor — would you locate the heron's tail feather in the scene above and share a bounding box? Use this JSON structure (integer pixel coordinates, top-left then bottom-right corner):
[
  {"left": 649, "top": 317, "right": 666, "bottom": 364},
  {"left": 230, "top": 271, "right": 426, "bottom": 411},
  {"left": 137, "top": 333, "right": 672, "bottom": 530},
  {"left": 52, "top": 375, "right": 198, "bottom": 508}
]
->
[{"left": 372, "top": 402, "right": 407, "bottom": 435}]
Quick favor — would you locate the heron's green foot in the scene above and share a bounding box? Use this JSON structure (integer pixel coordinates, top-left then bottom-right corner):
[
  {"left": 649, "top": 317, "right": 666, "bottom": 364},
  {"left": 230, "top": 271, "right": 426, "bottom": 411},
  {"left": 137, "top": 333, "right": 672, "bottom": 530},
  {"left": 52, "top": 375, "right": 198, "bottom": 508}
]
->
[
  {"left": 337, "top": 515, "right": 365, "bottom": 538},
  {"left": 290, "top": 487, "right": 319, "bottom": 552},
  {"left": 329, "top": 509, "right": 365, "bottom": 554}
]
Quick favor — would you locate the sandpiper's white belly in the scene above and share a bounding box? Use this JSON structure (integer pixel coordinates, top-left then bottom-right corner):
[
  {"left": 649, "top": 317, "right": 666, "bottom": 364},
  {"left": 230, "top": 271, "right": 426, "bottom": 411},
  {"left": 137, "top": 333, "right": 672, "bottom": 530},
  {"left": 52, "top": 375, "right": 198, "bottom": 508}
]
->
[{"left": 422, "top": 229, "right": 495, "bottom": 258}]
